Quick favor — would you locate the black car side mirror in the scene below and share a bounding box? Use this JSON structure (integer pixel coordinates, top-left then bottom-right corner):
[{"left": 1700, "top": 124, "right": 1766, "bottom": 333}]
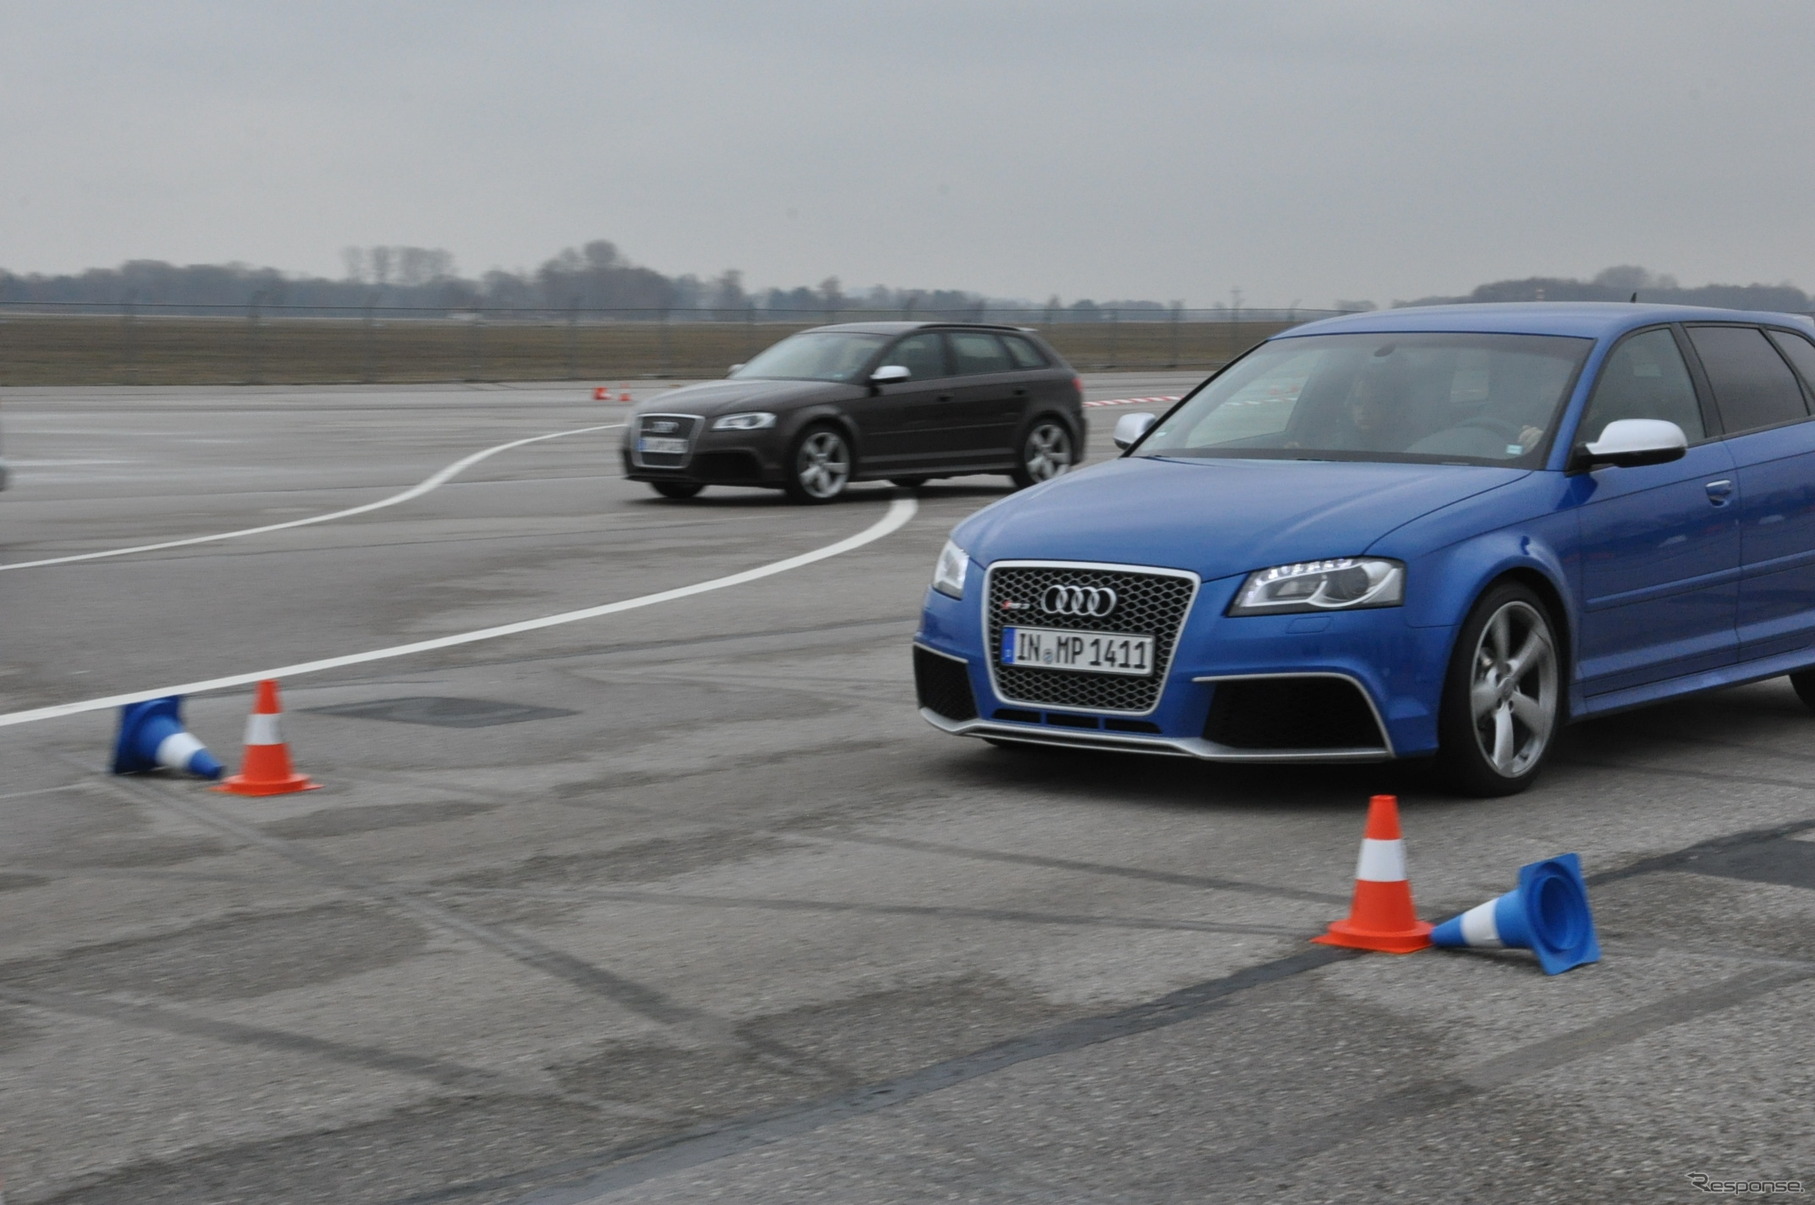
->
[{"left": 1566, "top": 418, "right": 1689, "bottom": 473}]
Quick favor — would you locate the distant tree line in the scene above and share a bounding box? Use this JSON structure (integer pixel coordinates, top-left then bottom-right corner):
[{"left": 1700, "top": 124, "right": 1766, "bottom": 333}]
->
[
  {"left": 5, "top": 247, "right": 1801, "bottom": 318},
  {"left": 1401, "top": 265, "right": 1812, "bottom": 312},
  {"left": 0, "top": 238, "right": 1155, "bottom": 317}
]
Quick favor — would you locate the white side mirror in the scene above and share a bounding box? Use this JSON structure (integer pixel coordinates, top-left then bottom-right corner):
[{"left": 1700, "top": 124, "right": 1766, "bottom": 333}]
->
[
  {"left": 728, "top": 363, "right": 745, "bottom": 375},
  {"left": 870, "top": 365, "right": 911, "bottom": 385},
  {"left": 1575, "top": 418, "right": 1688, "bottom": 471},
  {"left": 1114, "top": 412, "right": 1159, "bottom": 450}
]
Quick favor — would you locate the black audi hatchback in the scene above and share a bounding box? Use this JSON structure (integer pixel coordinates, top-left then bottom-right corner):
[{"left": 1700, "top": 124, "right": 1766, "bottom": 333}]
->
[{"left": 620, "top": 322, "right": 1086, "bottom": 503}]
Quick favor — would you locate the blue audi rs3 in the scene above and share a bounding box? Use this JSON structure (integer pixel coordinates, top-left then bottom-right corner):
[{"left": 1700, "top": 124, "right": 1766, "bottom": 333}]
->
[{"left": 913, "top": 303, "right": 1815, "bottom": 794}]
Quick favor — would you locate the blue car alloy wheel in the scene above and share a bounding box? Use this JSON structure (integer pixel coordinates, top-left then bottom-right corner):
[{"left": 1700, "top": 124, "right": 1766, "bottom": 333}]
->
[{"left": 913, "top": 302, "right": 1815, "bottom": 795}]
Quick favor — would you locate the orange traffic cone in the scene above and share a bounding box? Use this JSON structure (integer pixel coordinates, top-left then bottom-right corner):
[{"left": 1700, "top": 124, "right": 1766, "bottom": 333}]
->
[
  {"left": 1312, "top": 794, "right": 1432, "bottom": 953},
  {"left": 215, "top": 680, "right": 322, "bottom": 796},
  {"left": 592, "top": 386, "right": 609, "bottom": 400},
  {"left": 618, "top": 390, "right": 631, "bottom": 402}
]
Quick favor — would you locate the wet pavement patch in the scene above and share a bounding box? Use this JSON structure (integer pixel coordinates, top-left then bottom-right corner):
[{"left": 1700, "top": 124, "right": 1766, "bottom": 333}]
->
[
  {"left": 259, "top": 800, "right": 494, "bottom": 840},
  {"left": 447, "top": 831, "right": 802, "bottom": 889},
  {"left": 305, "top": 696, "right": 579, "bottom": 728},
  {"left": 1676, "top": 836, "right": 1815, "bottom": 891},
  {"left": 35, "top": 1096, "right": 613, "bottom": 1205},
  {"left": 0, "top": 902, "right": 430, "bottom": 1001}
]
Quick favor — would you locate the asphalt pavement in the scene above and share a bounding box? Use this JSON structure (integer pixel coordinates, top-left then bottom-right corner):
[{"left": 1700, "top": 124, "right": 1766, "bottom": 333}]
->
[{"left": 0, "top": 377, "right": 1808, "bottom": 1203}]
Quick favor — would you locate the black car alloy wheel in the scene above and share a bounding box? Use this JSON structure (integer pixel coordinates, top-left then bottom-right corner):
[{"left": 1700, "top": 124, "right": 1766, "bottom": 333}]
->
[
  {"left": 784, "top": 424, "right": 851, "bottom": 503},
  {"left": 1012, "top": 418, "right": 1075, "bottom": 489},
  {"left": 1438, "top": 582, "right": 1561, "bottom": 796}
]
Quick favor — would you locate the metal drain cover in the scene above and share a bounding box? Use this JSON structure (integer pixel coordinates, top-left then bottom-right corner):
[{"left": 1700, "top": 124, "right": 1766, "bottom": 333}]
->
[{"left": 306, "top": 696, "right": 579, "bottom": 729}]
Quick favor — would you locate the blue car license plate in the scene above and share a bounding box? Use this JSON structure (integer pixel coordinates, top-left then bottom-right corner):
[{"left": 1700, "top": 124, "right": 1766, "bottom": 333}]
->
[{"left": 1001, "top": 626, "right": 1153, "bottom": 675}]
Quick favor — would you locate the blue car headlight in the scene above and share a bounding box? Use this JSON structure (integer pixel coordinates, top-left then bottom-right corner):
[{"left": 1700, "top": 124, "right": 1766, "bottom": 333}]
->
[
  {"left": 932, "top": 539, "right": 969, "bottom": 599},
  {"left": 1229, "top": 557, "right": 1404, "bottom": 615},
  {"left": 711, "top": 412, "right": 777, "bottom": 430}
]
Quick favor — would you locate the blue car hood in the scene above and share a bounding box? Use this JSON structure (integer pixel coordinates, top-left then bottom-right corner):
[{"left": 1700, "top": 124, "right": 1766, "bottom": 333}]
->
[{"left": 955, "top": 456, "right": 1529, "bottom": 580}]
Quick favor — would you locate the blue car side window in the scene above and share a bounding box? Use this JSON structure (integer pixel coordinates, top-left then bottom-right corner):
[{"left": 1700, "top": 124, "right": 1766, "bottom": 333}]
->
[
  {"left": 1686, "top": 325, "right": 1811, "bottom": 435},
  {"left": 1579, "top": 328, "right": 1704, "bottom": 444}
]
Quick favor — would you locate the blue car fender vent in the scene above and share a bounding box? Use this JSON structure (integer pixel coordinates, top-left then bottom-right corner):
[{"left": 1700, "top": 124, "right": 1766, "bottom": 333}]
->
[
  {"left": 914, "top": 646, "right": 978, "bottom": 722},
  {"left": 1103, "top": 718, "right": 1163, "bottom": 734},
  {"left": 993, "top": 708, "right": 1042, "bottom": 723},
  {"left": 1203, "top": 677, "right": 1385, "bottom": 751},
  {"left": 1045, "top": 712, "right": 1100, "bottom": 729}
]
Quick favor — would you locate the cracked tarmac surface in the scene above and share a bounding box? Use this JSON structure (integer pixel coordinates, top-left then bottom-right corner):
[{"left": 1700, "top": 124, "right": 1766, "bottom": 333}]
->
[{"left": 0, "top": 379, "right": 1809, "bottom": 1203}]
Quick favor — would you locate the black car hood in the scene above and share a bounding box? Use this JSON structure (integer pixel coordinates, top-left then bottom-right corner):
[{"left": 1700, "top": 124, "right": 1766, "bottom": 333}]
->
[{"left": 632, "top": 378, "right": 854, "bottom": 417}]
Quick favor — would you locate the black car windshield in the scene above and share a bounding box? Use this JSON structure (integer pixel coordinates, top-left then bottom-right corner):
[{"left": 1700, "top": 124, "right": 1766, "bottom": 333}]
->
[
  {"left": 1135, "top": 331, "right": 1593, "bottom": 467},
  {"left": 731, "top": 332, "right": 888, "bottom": 383}
]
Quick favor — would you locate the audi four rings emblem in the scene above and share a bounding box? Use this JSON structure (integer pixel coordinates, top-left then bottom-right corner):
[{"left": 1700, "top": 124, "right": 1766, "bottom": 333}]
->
[{"left": 1040, "top": 584, "right": 1118, "bottom": 617}]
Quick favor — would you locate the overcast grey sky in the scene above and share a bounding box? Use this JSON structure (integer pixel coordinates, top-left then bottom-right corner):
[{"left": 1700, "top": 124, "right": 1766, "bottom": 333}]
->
[{"left": 3, "top": 0, "right": 1812, "bottom": 307}]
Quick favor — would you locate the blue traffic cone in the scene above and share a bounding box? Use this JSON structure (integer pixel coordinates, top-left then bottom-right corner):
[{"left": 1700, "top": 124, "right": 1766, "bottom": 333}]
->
[
  {"left": 111, "top": 697, "right": 225, "bottom": 780},
  {"left": 1431, "top": 853, "right": 1600, "bottom": 975}
]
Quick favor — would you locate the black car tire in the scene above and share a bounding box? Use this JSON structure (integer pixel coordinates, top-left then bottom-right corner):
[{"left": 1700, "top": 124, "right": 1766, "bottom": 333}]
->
[
  {"left": 1011, "top": 416, "right": 1076, "bottom": 489},
  {"left": 649, "top": 481, "right": 704, "bottom": 500},
  {"left": 1789, "top": 669, "right": 1815, "bottom": 711},
  {"left": 1436, "top": 582, "right": 1563, "bottom": 797},
  {"left": 783, "top": 423, "right": 852, "bottom": 504},
  {"left": 889, "top": 476, "right": 929, "bottom": 489}
]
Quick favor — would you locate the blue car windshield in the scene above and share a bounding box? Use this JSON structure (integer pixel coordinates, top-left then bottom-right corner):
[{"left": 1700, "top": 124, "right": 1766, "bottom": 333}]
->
[
  {"left": 1135, "top": 331, "right": 1593, "bottom": 467},
  {"left": 732, "top": 332, "right": 888, "bottom": 383}
]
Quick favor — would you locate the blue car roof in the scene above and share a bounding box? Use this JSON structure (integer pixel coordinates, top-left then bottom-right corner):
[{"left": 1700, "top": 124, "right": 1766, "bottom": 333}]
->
[{"left": 1282, "top": 301, "right": 1815, "bottom": 341}]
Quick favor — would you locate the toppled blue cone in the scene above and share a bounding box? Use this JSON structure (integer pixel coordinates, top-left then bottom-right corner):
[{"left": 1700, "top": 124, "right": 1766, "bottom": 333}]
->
[
  {"left": 111, "top": 697, "right": 225, "bottom": 780},
  {"left": 1431, "top": 853, "right": 1600, "bottom": 975}
]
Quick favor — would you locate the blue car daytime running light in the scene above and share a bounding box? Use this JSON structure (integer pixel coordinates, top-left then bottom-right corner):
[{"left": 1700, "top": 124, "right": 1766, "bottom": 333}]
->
[
  {"left": 1229, "top": 557, "right": 1404, "bottom": 616},
  {"left": 932, "top": 539, "right": 969, "bottom": 599}
]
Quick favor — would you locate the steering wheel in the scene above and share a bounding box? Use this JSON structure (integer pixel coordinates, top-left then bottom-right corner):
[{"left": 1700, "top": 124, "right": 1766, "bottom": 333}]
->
[{"left": 1452, "top": 415, "right": 1523, "bottom": 440}]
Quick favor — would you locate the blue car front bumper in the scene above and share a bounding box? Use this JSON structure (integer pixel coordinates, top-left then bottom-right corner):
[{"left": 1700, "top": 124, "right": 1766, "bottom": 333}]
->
[{"left": 914, "top": 571, "right": 1454, "bottom": 761}]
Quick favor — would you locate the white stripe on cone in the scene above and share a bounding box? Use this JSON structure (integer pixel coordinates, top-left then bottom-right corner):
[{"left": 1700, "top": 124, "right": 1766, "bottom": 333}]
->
[
  {"left": 155, "top": 731, "right": 204, "bottom": 771},
  {"left": 1354, "top": 837, "right": 1408, "bottom": 882},
  {"left": 245, "top": 712, "right": 282, "bottom": 746},
  {"left": 1458, "top": 900, "right": 1503, "bottom": 947}
]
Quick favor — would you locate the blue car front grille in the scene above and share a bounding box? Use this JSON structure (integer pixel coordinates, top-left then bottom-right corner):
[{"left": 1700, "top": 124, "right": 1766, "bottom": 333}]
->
[{"left": 985, "top": 563, "right": 1197, "bottom": 714}]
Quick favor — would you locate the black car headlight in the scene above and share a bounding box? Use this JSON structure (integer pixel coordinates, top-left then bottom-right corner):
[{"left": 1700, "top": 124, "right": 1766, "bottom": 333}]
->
[
  {"left": 711, "top": 412, "right": 777, "bottom": 430},
  {"left": 932, "top": 539, "right": 969, "bottom": 599},
  {"left": 1228, "top": 557, "right": 1404, "bottom": 615}
]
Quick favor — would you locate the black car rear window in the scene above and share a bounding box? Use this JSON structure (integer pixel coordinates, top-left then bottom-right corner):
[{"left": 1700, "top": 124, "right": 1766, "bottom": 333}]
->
[
  {"left": 1001, "top": 334, "right": 1049, "bottom": 369},
  {"left": 948, "top": 332, "right": 1014, "bottom": 375},
  {"left": 1686, "top": 325, "right": 1811, "bottom": 434}
]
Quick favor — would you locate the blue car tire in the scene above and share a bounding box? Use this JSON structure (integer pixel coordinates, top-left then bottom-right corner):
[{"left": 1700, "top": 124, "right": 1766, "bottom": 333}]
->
[
  {"left": 1790, "top": 670, "right": 1815, "bottom": 713},
  {"left": 1438, "top": 582, "right": 1564, "bottom": 796}
]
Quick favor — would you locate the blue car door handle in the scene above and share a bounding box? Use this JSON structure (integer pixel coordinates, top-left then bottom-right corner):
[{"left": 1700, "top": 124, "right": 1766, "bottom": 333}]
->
[{"left": 1705, "top": 479, "right": 1734, "bottom": 505}]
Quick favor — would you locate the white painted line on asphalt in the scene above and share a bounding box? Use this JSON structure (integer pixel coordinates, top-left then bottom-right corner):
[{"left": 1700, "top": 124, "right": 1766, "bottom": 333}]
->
[
  {"left": 0, "top": 422, "right": 625, "bottom": 572},
  {"left": 0, "top": 495, "right": 920, "bottom": 729},
  {"left": 1082, "top": 395, "right": 1182, "bottom": 409}
]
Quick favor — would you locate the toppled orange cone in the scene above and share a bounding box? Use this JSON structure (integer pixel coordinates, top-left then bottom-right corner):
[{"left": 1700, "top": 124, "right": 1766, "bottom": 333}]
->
[
  {"left": 1312, "top": 794, "right": 1432, "bottom": 953},
  {"left": 215, "top": 679, "right": 322, "bottom": 796}
]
